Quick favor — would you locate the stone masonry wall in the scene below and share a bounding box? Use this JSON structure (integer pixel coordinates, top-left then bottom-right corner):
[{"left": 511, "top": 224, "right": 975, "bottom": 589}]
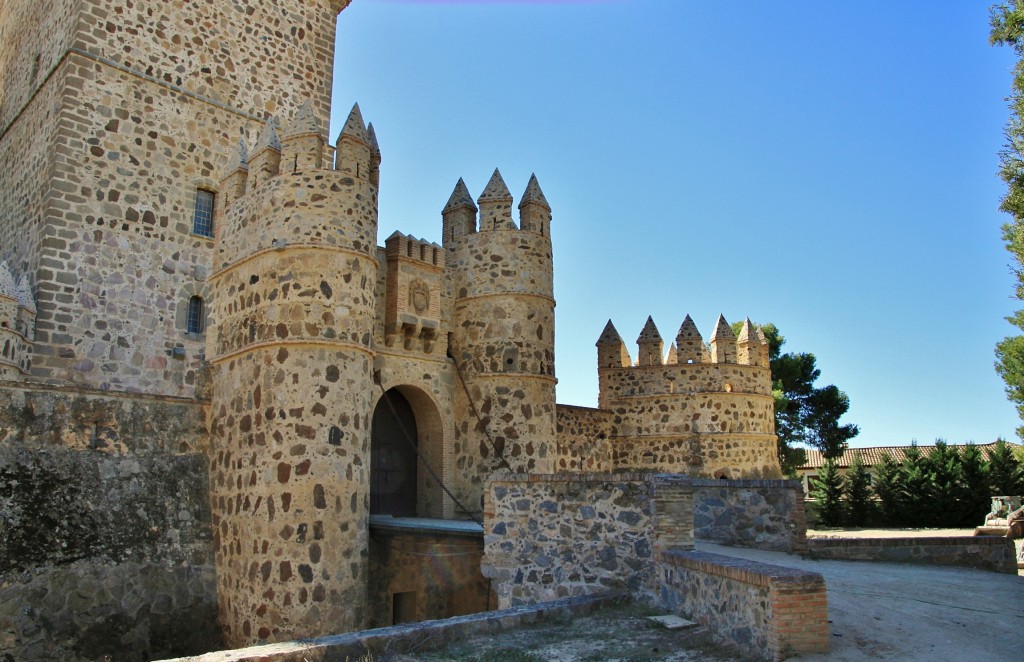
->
[
  {"left": 651, "top": 550, "right": 829, "bottom": 662},
  {"left": 691, "top": 478, "right": 807, "bottom": 553},
  {"left": 482, "top": 474, "right": 657, "bottom": 608},
  {"left": 555, "top": 404, "right": 612, "bottom": 472},
  {"left": 0, "top": 383, "right": 216, "bottom": 661}
]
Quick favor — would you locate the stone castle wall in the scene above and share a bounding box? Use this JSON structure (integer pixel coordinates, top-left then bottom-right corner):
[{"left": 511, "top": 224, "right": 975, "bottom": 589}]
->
[
  {"left": 0, "top": 383, "right": 215, "bottom": 661},
  {"left": 482, "top": 474, "right": 658, "bottom": 608},
  {"left": 555, "top": 404, "right": 612, "bottom": 472}
]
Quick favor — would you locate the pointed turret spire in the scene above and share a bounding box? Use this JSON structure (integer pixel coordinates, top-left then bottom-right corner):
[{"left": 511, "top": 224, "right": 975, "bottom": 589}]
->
[
  {"left": 675, "top": 314, "right": 704, "bottom": 364},
  {"left": 596, "top": 320, "right": 631, "bottom": 369},
  {"left": 338, "top": 102, "right": 369, "bottom": 145},
  {"left": 709, "top": 314, "right": 737, "bottom": 364},
  {"left": 442, "top": 178, "right": 478, "bottom": 244},
  {"left": 283, "top": 100, "right": 320, "bottom": 138},
  {"left": 232, "top": 137, "right": 249, "bottom": 170},
  {"left": 367, "top": 123, "right": 380, "bottom": 158},
  {"left": 478, "top": 168, "right": 515, "bottom": 230},
  {"left": 518, "top": 173, "right": 552, "bottom": 235},
  {"left": 519, "top": 173, "right": 550, "bottom": 210},
  {"left": 248, "top": 117, "right": 282, "bottom": 186},
  {"left": 219, "top": 137, "right": 250, "bottom": 208},
  {"left": 736, "top": 318, "right": 759, "bottom": 366},
  {"left": 253, "top": 117, "right": 281, "bottom": 153},
  {"left": 666, "top": 342, "right": 678, "bottom": 365},
  {"left": 335, "top": 102, "right": 372, "bottom": 179},
  {"left": 597, "top": 319, "right": 624, "bottom": 346},
  {"left": 444, "top": 178, "right": 477, "bottom": 213},
  {"left": 637, "top": 316, "right": 664, "bottom": 366}
]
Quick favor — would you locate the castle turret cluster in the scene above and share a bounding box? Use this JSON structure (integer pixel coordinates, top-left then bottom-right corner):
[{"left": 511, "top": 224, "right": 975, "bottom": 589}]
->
[
  {"left": 588, "top": 314, "right": 778, "bottom": 478},
  {"left": 0, "top": 0, "right": 782, "bottom": 655}
]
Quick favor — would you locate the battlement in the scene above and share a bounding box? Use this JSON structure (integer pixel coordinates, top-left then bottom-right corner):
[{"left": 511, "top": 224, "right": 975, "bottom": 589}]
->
[
  {"left": 218, "top": 101, "right": 378, "bottom": 213},
  {"left": 442, "top": 170, "right": 552, "bottom": 244},
  {"left": 384, "top": 232, "right": 444, "bottom": 353},
  {"left": 0, "top": 261, "right": 36, "bottom": 378},
  {"left": 597, "top": 315, "right": 769, "bottom": 369}
]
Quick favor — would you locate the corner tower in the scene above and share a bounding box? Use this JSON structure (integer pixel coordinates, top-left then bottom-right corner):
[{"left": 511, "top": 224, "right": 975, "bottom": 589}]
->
[
  {"left": 207, "top": 102, "right": 379, "bottom": 646},
  {"left": 444, "top": 171, "right": 557, "bottom": 512}
]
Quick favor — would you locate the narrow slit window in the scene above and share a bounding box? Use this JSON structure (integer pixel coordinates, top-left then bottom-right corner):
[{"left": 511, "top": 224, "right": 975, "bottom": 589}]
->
[
  {"left": 192, "top": 189, "right": 215, "bottom": 237},
  {"left": 186, "top": 296, "right": 205, "bottom": 334}
]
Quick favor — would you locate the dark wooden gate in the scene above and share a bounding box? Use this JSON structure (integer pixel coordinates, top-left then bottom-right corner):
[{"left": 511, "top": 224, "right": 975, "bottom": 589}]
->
[{"left": 370, "top": 389, "right": 418, "bottom": 517}]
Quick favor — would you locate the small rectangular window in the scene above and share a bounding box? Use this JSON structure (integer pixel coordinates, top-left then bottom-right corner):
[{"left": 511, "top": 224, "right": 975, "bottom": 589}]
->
[
  {"left": 192, "top": 189, "right": 215, "bottom": 238},
  {"left": 186, "top": 296, "right": 205, "bottom": 334}
]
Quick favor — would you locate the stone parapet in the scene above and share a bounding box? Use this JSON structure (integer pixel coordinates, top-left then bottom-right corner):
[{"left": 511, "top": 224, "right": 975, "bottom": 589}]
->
[
  {"left": 482, "top": 473, "right": 658, "bottom": 608},
  {"left": 805, "top": 536, "right": 1018, "bottom": 574},
  {"left": 689, "top": 478, "right": 807, "bottom": 552},
  {"left": 652, "top": 550, "right": 828, "bottom": 661}
]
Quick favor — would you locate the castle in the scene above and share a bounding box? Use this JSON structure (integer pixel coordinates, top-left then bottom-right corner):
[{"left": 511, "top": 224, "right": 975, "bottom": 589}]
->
[{"left": 0, "top": 0, "right": 781, "bottom": 657}]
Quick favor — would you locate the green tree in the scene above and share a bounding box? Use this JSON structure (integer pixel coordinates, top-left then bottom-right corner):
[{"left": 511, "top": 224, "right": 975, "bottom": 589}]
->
[
  {"left": 956, "top": 444, "right": 991, "bottom": 527},
  {"left": 900, "top": 444, "right": 932, "bottom": 526},
  {"left": 990, "top": 3, "right": 1024, "bottom": 437},
  {"left": 739, "top": 322, "right": 859, "bottom": 467},
  {"left": 812, "top": 458, "right": 847, "bottom": 527},
  {"left": 844, "top": 451, "right": 874, "bottom": 527},
  {"left": 987, "top": 438, "right": 1024, "bottom": 495},
  {"left": 925, "top": 440, "right": 961, "bottom": 528},
  {"left": 873, "top": 452, "right": 905, "bottom": 527}
]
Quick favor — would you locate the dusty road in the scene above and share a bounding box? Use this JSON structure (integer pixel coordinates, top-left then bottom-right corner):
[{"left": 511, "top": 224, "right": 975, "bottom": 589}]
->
[{"left": 701, "top": 539, "right": 1024, "bottom": 661}]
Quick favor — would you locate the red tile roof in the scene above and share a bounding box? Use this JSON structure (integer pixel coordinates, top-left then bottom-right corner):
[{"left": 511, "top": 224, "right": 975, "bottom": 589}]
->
[{"left": 797, "top": 441, "right": 1019, "bottom": 470}]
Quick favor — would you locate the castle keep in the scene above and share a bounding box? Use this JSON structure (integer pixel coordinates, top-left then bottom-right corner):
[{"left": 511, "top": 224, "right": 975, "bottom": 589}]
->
[{"left": 0, "top": 1, "right": 787, "bottom": 658}]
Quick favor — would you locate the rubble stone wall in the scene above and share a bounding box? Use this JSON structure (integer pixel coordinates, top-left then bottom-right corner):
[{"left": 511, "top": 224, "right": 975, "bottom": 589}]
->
[
  {"left": 555, "top": 404, "right": 612, "bottom": 472},
  {"left": 691, "top": 478, "right": 807, "bottom": 552},
  {"left": 652, "top": 550, "right": 828, "bottom": 661},
  {"left": 482, "top": 473, "right": 657, "bottom": 608},
  {"left": 0, "top": 383, "right": 216, "bottom": 661}
]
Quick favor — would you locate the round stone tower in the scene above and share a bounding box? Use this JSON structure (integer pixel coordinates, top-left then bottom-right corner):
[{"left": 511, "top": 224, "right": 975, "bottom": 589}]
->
[
  {"left": 444, "top": 170, "right": 557, "bottom": 514},
  {"left": 207, "top": 103, "right": 379, "bottom": 646}
]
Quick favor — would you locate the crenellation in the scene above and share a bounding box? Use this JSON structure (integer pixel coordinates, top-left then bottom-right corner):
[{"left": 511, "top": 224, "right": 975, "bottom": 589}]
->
[{"left": 709, "top": 314, "right": 737, "bottom": 364}]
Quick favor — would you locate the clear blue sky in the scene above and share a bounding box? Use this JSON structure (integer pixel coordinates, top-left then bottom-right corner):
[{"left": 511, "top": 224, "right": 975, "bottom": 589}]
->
[{"left": 328, "top": 0, "right": 1020, "bottom": 447}]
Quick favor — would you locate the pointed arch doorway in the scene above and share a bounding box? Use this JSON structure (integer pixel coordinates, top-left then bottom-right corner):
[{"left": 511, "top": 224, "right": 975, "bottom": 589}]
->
[{"left": 371, "top": 389, "right": 419, "bottom": 517}]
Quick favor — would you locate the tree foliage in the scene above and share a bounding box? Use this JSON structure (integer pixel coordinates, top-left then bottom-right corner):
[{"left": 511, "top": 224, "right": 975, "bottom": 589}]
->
[
  {"left": 812, "top": 458, "right": 846, "bottom": 527},
  {"left": 844, "top": 451, "right": 874, "bottom": 527},
  {"left": 988, "top": 438, "right": 1024, "bottom": 495},
  {"left": 739, "top": 322, "right": 859, "bottom": 469},
  {"left": 990, "top": 3, "right": 1024, "bottom": 438}
]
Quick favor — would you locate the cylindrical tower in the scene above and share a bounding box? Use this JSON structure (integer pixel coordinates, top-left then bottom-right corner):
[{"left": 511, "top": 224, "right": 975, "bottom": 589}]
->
[
  {"left": 444, "top": 171, "right": 556, "bottom": 515},
  {"left": 206, "top": 104, "right": 378, "bottom": 646}
]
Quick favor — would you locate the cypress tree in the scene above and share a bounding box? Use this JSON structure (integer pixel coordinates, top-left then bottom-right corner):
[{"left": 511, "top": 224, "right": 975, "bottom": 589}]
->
[
  {"left": 988, "top": 439, "right": 1024, "bottom": 496},
  {"left": 845, "top": 451, "right": 874, "bottom": 527},
  {"left": 813, "top": 458, "right": 847, "bottom": 527},
  {"left": 873, "top": 453, "right": 904, "bottom": 527}
]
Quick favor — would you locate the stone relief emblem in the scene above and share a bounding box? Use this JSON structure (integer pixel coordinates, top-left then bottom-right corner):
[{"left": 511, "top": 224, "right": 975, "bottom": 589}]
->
[{"left": 409, "top": 279, "right": 430, "bottom": 314}]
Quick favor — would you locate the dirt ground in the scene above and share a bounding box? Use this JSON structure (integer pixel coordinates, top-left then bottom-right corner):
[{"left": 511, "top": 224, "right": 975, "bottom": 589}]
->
[{"left": 384, "top": 530, "right": 1023, "bottom": 661}]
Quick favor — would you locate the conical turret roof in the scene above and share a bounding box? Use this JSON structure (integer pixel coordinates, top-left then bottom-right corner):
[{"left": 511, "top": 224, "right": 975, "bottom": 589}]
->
[
  {"left": 284, "top": 100, "right": 320, "bottom": 138},
  {"left": 253, "top": 117, "right": 281, "bottom": 153},
  {"left": 637, "top": 316, "right": 662, "bottom": 343},
  {"left": 596, "top": 319, "right": 624, "bottom": 345},
  {"left": 711, "top": 314, "right": 735, "bottom": 340},
  {"left": 478, "top": 168, "right": 512, "bottom": 203},
  {"left": 519, "top": 173, "right": 550, "bottom": 210},
  {"left": 676, "top": 314, "right": 702, "bottom": 340},
  {"left": 443, "top": 178, "right": 477, "bottom": 213},
  {"left": 367, "top": 123, "right": 380, "bottom": 158},
  {"left": 337, "top": 102, "right": 369, "bottom": 144},
  {"left": 737, "top": 318, "right": 756, "bottom": 342}
]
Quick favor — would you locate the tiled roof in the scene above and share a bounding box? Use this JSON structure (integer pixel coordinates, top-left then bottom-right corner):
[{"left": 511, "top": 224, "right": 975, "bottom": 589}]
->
[{"left": 798, "top": 441, "right": 1019, "bottom": 470}]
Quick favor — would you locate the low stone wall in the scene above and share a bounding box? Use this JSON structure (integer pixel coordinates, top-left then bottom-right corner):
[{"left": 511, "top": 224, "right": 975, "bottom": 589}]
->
[
  {"left": 690, "top": 478, "right": 807, "bottom": 552},
  {"left": 0, "top": 384, "right": 217, "bottom": 660},
  {"left": 482, "top": 474, "right": 660, "bottom": 608},
  {"left": 651, "top": 550, "right": 828, "bottom": 661},
  {"left": 161, "top": 592, "right": 625, "bottom": 662},
  {"left": 806, "top": 536, "right": 1018, "bottom": 574}
]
